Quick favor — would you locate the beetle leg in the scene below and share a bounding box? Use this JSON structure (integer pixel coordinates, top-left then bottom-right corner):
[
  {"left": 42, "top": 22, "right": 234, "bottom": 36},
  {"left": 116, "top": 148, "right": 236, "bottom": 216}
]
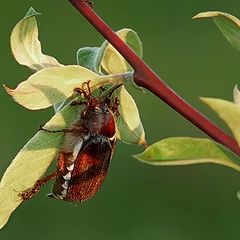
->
[
  {"left": 20, "top": 171, "right": 59, "bottom": 200},
  {"left": 20, "top": 151, "right": 69, "bottom": 201},
  {"left": 39, "top": 125, "right": 75, "bottom": 133},
  {"left": 70, "top": 100, "right": 87, "bottom": 106},
  {"left": 106, "top": 84, "right": 122, "bottom": 99},
  {"left": 74, "top": 87, "right": 89, "bottom": 99},
  {"left": 81, "top": 80, "right": 92, "bottom": 99},
  {"left": 39, "top": 125, "right": 88, "bottom": 136},
  {"left": 74, "top": 83, "right": 91, "bottom": 100},
  {"left": 111, "top": 97, "right": 120, "bottom": 117},
  {"left": 99, "top": 86, "right": 107, "bottom": 94},
  {"left": 85, "top": 80, "right": 92, "bottom": 95}
]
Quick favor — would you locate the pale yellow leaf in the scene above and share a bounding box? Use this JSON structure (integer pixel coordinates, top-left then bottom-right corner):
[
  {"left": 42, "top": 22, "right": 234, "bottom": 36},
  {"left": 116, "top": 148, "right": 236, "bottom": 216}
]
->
[
  {"left": 4, "top": 66, "right": 99, "bottom": 110},
  {"left": 101, "top": 28, "right": 142, "bottom": 74},
  {"left": 0, "top": 104, "right": 79, "bottom": 229},
  {"left": 193, "top": 11, "right": 240, "bottom": 27},
  {"left": 11, "top": 7, "right": 62, "bottom": 71},
  {"left": 115, "top": 86, "right": 146, "bottom": 145},
  {"left": 201, "top": 97, "right": 240, "bottom": 146}
]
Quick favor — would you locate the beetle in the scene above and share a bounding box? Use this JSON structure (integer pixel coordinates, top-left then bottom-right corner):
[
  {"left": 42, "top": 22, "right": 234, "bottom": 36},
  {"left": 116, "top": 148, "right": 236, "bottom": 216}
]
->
[{"left": 21, "top": 83, "right": 119, "bottom": 202}]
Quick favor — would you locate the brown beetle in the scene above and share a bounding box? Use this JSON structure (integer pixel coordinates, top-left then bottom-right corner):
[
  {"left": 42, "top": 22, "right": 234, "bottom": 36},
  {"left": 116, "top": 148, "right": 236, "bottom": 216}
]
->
[{"left": 21, "top": 83, "right": 119, "bottom": 202}]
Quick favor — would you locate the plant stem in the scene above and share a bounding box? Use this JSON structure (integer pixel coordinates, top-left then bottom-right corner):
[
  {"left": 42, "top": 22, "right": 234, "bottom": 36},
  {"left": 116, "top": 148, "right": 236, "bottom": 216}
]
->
[{"left": 68, "top": 0, "right": 240, "bottom": 156}]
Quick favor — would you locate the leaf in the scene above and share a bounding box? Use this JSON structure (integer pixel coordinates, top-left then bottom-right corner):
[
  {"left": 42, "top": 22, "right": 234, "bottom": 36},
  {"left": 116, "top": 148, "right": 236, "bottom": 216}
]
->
[
  {"left": 77, "top": 47, "right": 104, "bottom": 74},
  {"left": 4, "top": 66, "right": 128, "bottom": 110},
  {"left": 100, "top": 28, "right": 143, "bottom": 74},
  {"left": 114, "top": 86, "right": 146, "bottom": 145},
  {"left": 0, "top": 103, "right": 79, "bottom": 230},
  {"left": 201, "top": 97, "right": 240, "bottom": 146},
  {"left": 233, "top": 85, "right": 240, "bottom": 106},
  {"left": 53, "top": 97, "right": 73, "bottom": 113},
  {"left": 134, "top": 137, "right": 240, "bottom": 171},
  {"left": 11, "top": 7, "right": 62, "bottom": 71},
  {"left": 76, "top": 29, "right": 142, "bottom": 75},
  {"left": 193, "top": 11, "right": 240, "bottom": 51},
  {"left": 4, "top": 66, "right": 99, "bottom": 110}
]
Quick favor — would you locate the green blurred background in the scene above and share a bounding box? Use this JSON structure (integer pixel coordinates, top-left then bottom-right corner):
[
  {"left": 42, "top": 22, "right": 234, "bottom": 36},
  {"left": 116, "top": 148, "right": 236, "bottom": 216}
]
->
[{"left": 1, "top": 0, "right": 240, "bottom": 239}]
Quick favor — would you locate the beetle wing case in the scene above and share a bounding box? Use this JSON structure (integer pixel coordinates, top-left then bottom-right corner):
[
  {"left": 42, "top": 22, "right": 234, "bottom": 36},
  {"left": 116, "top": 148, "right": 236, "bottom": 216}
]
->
[{"left": 49, "top": 134, "right": 115, "bottom": 202}]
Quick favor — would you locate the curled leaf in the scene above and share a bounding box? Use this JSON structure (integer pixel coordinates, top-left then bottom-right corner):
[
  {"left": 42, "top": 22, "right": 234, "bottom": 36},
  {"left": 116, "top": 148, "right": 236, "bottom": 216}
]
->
[
  {"left": 201, "top": 97, "right": 240, "bottom": 146},
  {"left": 114, "top": 86, "right": 146, "bottom": 145},
  {"left": 0, "top": 103, "right": 79, "bottom": 230},
  {"left": 101, "top": 28, "right": 143, "bottom": 74},
  {"left": 134, "top": 137, "right": 240, "bottom": 171},
  {"left": 77, "top": 47, "right": 104, "bottom": 74},
  {"left": 11, "top": 7, "right": 62, "bottom": 71},
  {"left": 193, "top": 11, "right": 240, "bottom": 51}
]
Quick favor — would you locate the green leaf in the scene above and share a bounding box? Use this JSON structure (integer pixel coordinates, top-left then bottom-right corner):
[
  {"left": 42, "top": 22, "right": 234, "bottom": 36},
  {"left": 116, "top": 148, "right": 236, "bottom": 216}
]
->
[
  {"left": 0, "top": 103, "right": 79, "bottom": 230},
  {"left": 201, "top": 97, "right": 240, "bottom": 146},
  {"left": 134, "top": 137, "right": 240, "bottom": 171},
  {"left": 53, "top": 97, "right": 73, "bottom": 113},
  {"left": 100, "top": 28, "right": 143, "bottom": 74},
  {"left": 77, "top": 47, "right": 104, "bottom": 74},
  {"left": 114, "top": 86, "right": 146, "bottom": 145},
  {"left": 193, "top": 11, "right": 240, "bottom": 51},
  {"left": 11, "top": 7, "right": 62, "bottom": 71},
  {"left": 4, "top": 66, "right": 98, "bottom": 110}
]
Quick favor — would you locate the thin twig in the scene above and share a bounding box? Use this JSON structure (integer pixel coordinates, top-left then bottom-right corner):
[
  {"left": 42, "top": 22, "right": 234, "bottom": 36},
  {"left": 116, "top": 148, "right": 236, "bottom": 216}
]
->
[{"left": 68, "top": 0, "right": 240, "bottom": 156}]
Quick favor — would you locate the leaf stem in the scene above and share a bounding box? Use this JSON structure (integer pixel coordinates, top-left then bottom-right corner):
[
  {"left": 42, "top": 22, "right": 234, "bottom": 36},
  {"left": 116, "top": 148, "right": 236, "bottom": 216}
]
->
[
  {"left": 68, "top": 0, "right": 240, "bottom": 156},
  {"left": 93, "top": 72, "right": 133, "bottom": 90}
]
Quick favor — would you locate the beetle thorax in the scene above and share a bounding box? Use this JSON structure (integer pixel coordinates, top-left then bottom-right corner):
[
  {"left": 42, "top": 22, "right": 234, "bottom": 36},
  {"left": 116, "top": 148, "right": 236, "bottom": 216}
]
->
[{"left": 83, "top": 98, "right": 115, "bottom": 138}]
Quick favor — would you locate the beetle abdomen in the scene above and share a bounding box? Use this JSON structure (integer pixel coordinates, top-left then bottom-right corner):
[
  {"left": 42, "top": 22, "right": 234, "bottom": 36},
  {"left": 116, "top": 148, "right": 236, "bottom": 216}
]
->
[{"left": 50, "top": 135, "right": 114, "bottom": 202}]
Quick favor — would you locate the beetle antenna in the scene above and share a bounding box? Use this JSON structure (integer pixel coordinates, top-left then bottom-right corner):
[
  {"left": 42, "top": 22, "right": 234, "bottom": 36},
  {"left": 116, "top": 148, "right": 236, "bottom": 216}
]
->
[{"left": 101, "top": 84, "right": 122, "bottom": 101}]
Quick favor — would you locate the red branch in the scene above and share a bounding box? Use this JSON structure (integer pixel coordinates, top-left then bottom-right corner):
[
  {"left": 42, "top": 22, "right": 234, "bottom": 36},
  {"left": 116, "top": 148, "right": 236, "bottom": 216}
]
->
[{"left": 68, "top": 0, "right": 240, "bottom": 156}]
